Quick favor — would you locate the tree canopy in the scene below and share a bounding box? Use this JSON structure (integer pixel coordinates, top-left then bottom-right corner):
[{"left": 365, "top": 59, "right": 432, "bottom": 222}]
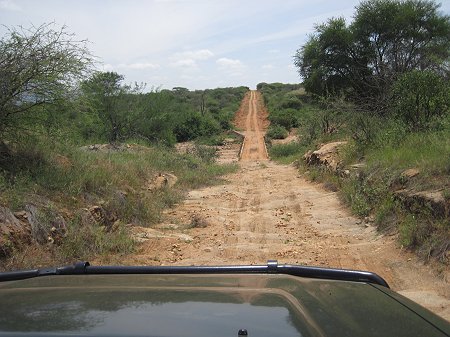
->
[
  {"left": 294, "top": 0, "right": 450, "bottom": 111},
  {"left": 0, "top": 23, "right": 92, "bottom": 141},
  {"left": 81, "top": 71, "right": 141, "bottom": 143}
]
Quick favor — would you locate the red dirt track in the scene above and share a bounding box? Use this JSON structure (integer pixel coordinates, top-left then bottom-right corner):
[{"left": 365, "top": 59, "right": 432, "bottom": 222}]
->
[{"left": 109, "top": 90, "right": 449, "bottom": 321}]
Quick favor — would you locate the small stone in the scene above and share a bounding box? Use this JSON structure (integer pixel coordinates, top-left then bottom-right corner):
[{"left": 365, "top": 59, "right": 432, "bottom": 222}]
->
[
  {"left": 14, "top": 211, "right": 27, "bottom": 218},
  {"left": 402, "top": 168, "right": 420, "bottom": 178}
]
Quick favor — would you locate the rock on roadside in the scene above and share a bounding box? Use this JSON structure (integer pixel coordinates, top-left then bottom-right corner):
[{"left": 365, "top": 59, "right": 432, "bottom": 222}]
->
[
  {"left": 0, "top": 207, "right": 31, "bottom": 257},
  {"left": 304, "top": 141, "right": 348, "bottom": 172}
]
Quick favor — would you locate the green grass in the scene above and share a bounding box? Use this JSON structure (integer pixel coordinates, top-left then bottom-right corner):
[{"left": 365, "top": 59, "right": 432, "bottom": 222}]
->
[
  {"left": 341, "top": 127, "right": 449, "bottom": 261},
  {"left": 266, "top": 125, "right": 289, "bottom": 140},
  {"left": 268, "top": 142, "right": 307, "bottom": 164},
  {"left": 60, "top": 217, "right": 135, "bottom": 262},
  {"left": 261, "top": 81, "right": 450, "bottom": 264},
  {"left": 0, "top": 137, "right": 237, "bottom": 269},
  {"left": 367, "top": 130, "right": 450, "bottom": 183},
  {"left": 293, "top": 110, "right": 450, "bottom": 263}
]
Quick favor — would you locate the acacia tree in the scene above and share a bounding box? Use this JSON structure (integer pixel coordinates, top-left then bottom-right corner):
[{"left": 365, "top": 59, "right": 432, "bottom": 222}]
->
[
  {"left": 0, "top": 24, "right": 92, "bottom": 144},
  {"left": 81, "top": 71, "right": 139, "bottom": 143},
  {"left": 294, "top": 0, "right": 450, "bottom": 111}
]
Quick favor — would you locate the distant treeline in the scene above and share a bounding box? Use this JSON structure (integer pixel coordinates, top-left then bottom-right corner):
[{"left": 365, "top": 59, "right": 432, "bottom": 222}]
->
[
  {"left": 76, "top": 76, "right": 248, "bottom": 146},
  {"left": 0, "top": 23, "right": 248, "bottom": 155}
]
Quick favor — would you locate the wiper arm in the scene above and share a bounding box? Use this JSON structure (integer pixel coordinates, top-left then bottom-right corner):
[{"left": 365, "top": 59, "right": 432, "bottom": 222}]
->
[
  {"left": 0, "top": 261, "right": 89, "bottom": 282},
  {"left": 0, "top": 260, "right": 389, "bottom": 288}
]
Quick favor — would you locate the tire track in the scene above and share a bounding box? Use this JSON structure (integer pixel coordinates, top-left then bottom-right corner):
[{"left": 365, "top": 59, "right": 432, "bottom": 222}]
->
[{"left": 240, "top": 90, "right": 269, "bottom": 161}]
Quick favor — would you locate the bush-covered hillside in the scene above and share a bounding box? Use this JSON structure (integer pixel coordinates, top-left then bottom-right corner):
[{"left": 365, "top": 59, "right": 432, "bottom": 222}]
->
[{"left": 264, "top": 0, "right": 449, "bottom": 263}]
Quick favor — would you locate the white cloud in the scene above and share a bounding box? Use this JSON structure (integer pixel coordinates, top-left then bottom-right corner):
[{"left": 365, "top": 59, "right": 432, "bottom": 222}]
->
[
  {"left": 176, "top": 49, "right": 214, "bottom": 61},
  {"left": 262, "top": 64, "right": 275, "bottom": 70},
  {"left": 100, "top": 62, "right": 160, "bottom": 71},
  {"left": 216, "top": 57, "right": 244, "bottom": 69},
  {"left": 170, "top": 59, "right": 197, "bottom": 68},
  {"left": 118, "top": 62, "right": 160, "bottom": 70},
  {"left": 0, "top": 0, "right": 20, "bottom": 11},
  {"left": 169, "top": 49, "right": 214, "bottom": 68}
]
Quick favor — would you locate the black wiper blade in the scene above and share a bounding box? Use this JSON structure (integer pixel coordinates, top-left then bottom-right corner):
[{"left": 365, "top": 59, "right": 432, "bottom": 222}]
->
[
  {"left": 0, "top": 260, "right": 389, "bottom": 288},
  {"left": 0, "top": 261, "right": 89, "bottom": 282}
]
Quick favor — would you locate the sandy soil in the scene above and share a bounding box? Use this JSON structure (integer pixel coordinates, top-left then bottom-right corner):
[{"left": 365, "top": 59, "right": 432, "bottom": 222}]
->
[
  {"left": 235, "top": 91, "right": 269, "bottom": 161},
  {"left": 120, "top": 90, "right": 449, "bottom": 320}
]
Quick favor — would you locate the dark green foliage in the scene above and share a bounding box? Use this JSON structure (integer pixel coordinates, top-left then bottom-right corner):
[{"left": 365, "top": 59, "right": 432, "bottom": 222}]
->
[
  {"left": 269, "top": 142, "right": 306, "bottom": 163},
  {"left": 295, "top": 18, "right": 355, "bottom": 97},
  {"left": 294, "top": 0, "right": 450, "bottom": 111},
  {"left": 75, "top": 82, "right": 248, "bottom": 145},
  {"left": 391, "top": 70, "right": 450, "bottom": 131},
  {"left": 174, "top": 112, "right": 221, "bottom": 142},
  {"left": 266, "top": 125, "right": 288, "bottom": 139},
  {"left": 131, "top": 90, "right": 177, "bottom": 146},
  {"left": 174, "top": 112, "right": 204, "bottom": 142},
  {"left": 81, "top": 72, "right": 143, "bottom": 143},
  {"left": 170, "top": 86, "right": 248, "bottom": 142},
  {"left": 257, "top": 83, "right": 306, "bottom": 131},
  {"left": 0, "top": 23, "right": 92, "bottom": 144},
  {"left": 270, "top": 109, "right": 300, "bottom": 129}
]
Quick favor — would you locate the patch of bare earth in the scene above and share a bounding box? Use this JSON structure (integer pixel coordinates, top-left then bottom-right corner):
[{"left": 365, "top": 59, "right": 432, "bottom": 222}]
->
[{"left": 117, "top": 90, "right": 449, "bottom": 321}]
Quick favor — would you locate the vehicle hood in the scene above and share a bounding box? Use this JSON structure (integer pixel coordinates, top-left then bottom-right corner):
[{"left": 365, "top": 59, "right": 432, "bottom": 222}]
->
[{"left": 0, "top": 273, "right": 448, "bottom": 337}]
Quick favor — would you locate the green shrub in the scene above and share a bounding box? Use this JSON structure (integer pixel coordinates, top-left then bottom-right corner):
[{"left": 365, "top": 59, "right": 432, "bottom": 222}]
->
[
  {"left": 60, "top": 217, "right": 135, "bottom": 260},
  {"left": 269, "top": 109, "right": 300, "bottom": 129},
  {"left": 266, "top": 125, "right": 288, "bottom": 139},
  {"left": 280, "top": 96, "right": 303, "bottom": 110},
  {"left": 341, "top": 179, "right": 372, "bottom": 217},
  {"left": 399, "top": 214, "right": 419, "bottom": 247},
  {"left": 269, "top": 142, "right": 307, "bottom": 164},
  {"left": 391, "top": 70, "right": 450, "bottom": 131}
]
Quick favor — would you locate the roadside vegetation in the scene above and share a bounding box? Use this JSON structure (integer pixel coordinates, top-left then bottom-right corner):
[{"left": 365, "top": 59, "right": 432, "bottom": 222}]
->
[
  {"left": 258, "top": 82, "right": 304, "bottom": 140},
  {"left": 263, "top": 0, "right": 449, "bottom": 263},
  {"left": 0, "top": 24, "right": 242, "bottom": 269}
]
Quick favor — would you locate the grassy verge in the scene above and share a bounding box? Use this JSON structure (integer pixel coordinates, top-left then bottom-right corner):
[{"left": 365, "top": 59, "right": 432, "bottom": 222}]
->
[
  {"left": 0, "top": 138, "right": 237, "bottom": 270},
  {"left": 295, "top": 128, "right": 450, "bottom": 263},
  {"left": 268, "top": 142, "right": 308, "bottom": 165},
  {"left": 261, "top": 83, "right": 449, "bottom": 264}
]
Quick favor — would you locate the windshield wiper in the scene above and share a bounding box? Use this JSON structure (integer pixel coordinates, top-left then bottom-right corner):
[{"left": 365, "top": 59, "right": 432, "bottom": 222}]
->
[{"left": 0, "top": 260, "right": 389, "bottom": 287}]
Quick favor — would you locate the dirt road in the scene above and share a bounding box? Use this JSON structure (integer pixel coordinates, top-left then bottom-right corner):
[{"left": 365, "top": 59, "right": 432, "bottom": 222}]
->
[
  {"left": 120, "top": 90, "right": 449, "bottom": 320},
  {"left": 237, "top": 91, "right": 269, "bottom": 160}
]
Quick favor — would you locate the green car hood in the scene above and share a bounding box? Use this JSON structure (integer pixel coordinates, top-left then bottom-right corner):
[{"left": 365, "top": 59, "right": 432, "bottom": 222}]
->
[{"left": 0, "top": 274, "right": 448, "bottom": 337}]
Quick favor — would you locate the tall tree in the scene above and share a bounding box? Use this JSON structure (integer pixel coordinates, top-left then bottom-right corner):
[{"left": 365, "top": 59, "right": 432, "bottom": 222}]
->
[
  {"left": 294, "top": 0, "right": 450, "bottom": 111},
  {"left": 0, "top": 23, "right": 92, "bottom": 144},
  {"left": 81, "top": 71, "right": 140, "bottom": 143}
]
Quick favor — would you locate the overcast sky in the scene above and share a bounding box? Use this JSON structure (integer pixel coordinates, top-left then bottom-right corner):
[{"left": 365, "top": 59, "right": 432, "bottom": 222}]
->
[{"left": 1, "top": 0, "right": 449, "bottom": 90}]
